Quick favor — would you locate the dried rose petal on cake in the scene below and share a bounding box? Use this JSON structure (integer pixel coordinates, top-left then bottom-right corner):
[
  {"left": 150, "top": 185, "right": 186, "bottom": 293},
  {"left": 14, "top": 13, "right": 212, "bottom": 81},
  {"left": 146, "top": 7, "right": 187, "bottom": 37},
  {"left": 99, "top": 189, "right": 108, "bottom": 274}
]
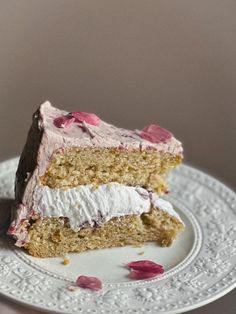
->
[
  {"left": 53, "top": 115, "right": 75, "bottom": 128},
  {"left": 71, "top": 111, "right": 101, "bottom": 126},
  {"left": 76, "top": 275, "right": 102, "bottom": 291},
  {"left": 140, "top": 124, "right": 172, "bottom": 143}
]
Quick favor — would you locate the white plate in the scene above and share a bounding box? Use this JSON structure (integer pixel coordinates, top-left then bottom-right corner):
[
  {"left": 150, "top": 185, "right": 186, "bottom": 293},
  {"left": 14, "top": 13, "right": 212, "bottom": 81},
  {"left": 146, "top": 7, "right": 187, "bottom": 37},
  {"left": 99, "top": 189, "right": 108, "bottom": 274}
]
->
[{"left": 0, "top": 158, "right": 235, "bottom": 314}]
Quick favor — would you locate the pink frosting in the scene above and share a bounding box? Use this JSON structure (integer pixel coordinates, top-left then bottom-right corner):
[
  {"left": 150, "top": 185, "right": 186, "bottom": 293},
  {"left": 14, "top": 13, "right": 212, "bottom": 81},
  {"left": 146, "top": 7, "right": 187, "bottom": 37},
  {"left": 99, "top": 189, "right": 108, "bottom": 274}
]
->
[{"left": 39, "top": 102, "right": 182, "bottom": 155}]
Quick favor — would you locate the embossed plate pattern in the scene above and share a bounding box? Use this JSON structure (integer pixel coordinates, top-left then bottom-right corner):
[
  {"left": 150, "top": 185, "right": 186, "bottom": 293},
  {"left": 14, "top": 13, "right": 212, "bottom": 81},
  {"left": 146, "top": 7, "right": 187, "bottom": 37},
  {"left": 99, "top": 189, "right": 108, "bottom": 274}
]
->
[{"left": 0, "top": 158, "right": 235, "bottom": 314}]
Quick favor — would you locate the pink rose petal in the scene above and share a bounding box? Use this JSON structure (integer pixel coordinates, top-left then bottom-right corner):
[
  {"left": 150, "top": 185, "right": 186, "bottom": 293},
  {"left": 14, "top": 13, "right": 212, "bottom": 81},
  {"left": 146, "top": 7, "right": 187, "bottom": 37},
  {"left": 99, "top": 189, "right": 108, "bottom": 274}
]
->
[
  {"left": 140, "top": 124, "right": 172, "bottom": 143},
  {"left": 127, "top": 260, "right": 164, "bottom": 273},
  {"left": 76, "top": 275, "right": 102, "bottom": 291},
  {"left": 126, "top": 260, "right": 165, "bottom": 280},
  {"left": 53, "top": 115, "right": 75, "bottom": 128},
  {"left": 129, "top": 270, "right": 161, "bottom": 280},
  {"left": 71, "top": 111, "right": 100, "bottom": 126}
]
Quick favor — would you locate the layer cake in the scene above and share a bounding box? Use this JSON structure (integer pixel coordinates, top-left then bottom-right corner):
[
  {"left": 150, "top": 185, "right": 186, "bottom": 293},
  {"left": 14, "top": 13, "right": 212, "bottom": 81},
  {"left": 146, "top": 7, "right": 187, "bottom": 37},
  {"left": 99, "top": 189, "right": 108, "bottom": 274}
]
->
[{"left": 8, "top": 101, "right": 184, "bottom": 257}]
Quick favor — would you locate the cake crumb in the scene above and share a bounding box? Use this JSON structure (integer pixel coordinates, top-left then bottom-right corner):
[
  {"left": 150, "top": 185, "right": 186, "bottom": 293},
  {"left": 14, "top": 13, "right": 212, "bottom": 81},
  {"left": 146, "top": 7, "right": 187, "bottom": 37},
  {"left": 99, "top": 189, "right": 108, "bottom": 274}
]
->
[
  {"left": 138, "top": 251, "right": 144, "bottom": 255},
  {"left": 62, "top": 255, "right": 70, "bottom": 265},
  {"left": 91, "top": 184, "right": 99, "bottom": 192}
]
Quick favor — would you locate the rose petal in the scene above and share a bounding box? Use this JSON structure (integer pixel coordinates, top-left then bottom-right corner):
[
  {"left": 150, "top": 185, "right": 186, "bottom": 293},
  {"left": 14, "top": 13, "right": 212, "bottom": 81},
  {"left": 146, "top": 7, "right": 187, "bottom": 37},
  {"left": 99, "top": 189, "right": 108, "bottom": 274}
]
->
[
  {"left": 127, "top": 260, "right": 164, "bottom": 273},
  {"left": 129, "top": 270, "right": 160, "bottom": 280},
  {"left": 76, "top": 275, "right": 102, "bottom": 291},
  {"left": 140, "top": 124, "right": 172, "bottom": 143},
  {"left": 53, "top": 115, "right": 75, "bottom": 128},
  {"left": 71, "top": 112, "right": 100, "bottom": 126}
]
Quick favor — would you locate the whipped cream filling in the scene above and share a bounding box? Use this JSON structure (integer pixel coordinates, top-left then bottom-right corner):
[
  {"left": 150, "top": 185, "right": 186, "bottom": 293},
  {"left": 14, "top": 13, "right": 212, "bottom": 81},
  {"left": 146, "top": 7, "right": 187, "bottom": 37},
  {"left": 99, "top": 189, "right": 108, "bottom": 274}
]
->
[{"left": 33, "top": 183, "right": 183, "bottom": 231}]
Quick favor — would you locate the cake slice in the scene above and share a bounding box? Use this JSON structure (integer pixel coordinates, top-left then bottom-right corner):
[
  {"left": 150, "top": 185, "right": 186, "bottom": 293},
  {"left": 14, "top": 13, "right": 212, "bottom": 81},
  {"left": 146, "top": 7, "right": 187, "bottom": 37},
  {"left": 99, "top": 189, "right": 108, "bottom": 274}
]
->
[{"left": 8, "top": 101, "right": 184, "bottom": 257}]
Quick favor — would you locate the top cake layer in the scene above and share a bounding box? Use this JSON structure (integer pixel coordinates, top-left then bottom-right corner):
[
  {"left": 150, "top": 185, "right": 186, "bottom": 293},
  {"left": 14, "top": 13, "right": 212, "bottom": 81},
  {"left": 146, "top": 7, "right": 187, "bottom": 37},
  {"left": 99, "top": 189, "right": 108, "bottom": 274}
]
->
[{"left": 15, "top": 101, "right": 183, "bottom": 208}]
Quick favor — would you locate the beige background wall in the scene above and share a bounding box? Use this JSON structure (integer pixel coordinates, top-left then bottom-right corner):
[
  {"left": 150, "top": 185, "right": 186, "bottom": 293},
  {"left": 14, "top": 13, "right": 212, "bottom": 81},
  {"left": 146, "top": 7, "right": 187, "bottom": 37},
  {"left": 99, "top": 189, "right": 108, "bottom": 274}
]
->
[
  {"left": 0, "top": 1, "right": 235, "bottom": 313},
  {"left": 0, "top": 0, "right": 236, "bottom": 188}
]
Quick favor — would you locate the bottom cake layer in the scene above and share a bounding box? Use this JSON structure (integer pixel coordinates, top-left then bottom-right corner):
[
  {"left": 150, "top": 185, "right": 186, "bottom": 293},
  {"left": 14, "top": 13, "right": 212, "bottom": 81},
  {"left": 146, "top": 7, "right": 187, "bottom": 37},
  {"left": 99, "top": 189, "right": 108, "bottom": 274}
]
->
[{"left": 25, "top": 207, "right": 184, "bottom": 257}]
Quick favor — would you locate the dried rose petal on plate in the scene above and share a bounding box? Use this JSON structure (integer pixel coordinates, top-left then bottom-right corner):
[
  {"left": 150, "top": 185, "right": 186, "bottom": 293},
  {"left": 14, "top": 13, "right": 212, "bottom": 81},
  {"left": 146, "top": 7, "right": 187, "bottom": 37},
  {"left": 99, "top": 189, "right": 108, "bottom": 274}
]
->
[
  {"left": 127, "top": 260, "right": 164, "bottom": 280},
  {"left": 76, "top": 275, "right": 102, "bottom": 291},
  {"left": 129, "top": 270, "right": 161, "bottom": 280},
  {"left": 127, "top": 260, "right": 164, "bottom": 273}
]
